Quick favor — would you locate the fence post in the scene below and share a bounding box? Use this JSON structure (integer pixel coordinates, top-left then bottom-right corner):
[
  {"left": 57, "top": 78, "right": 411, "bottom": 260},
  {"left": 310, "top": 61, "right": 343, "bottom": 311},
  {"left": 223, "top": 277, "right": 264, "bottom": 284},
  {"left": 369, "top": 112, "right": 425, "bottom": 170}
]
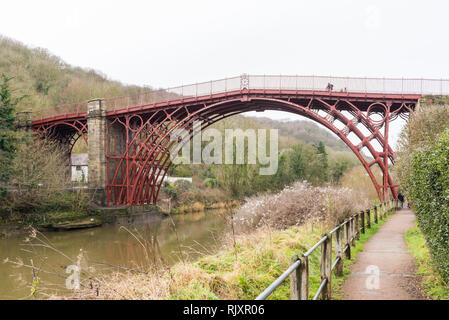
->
[
  {"left": 366, "top": 209, "right": 371, "bottom": 229},
  {"left": 351, "top": 217, "right": 356, "bottom": 246},
  {"left": 291, "top": 255, "right": 309, "bottom": 300},
  {"left": 355, "top": 214, "right": 360, "bottom": 240},
  {"left": 320, "top": 234, "right": 332, "bottom": 300},
  {"left": 335, "top": 227, "right": 343, "bottom": 276},
  {"left": 378, "top": 204, "right": 383, "bottom": 220},
  {"left": 374, "top": 205, "right": 378, "bottom": 224},
  {"left": 360, "top": 210, "right": 365, "bottom": 234},
  {"left": 300, "top": 255, "right": 309, "bottom": 300},
  {"left": 344, "top": 221, "right": 351, "bottom": 259},
  {"left": 290, "top": 256, "right": 300, "bottom": 300}
]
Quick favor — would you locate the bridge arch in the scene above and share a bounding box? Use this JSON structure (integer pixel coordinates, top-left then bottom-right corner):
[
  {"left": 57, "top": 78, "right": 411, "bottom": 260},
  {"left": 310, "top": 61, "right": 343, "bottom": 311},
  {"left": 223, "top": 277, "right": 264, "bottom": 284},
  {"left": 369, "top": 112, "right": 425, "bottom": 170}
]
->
[
  {"left": 107, "top": 96, "right": 403, "bottom": 206},
  {"left": 34, "top": 119, "right": 88, "bottom": 157}
]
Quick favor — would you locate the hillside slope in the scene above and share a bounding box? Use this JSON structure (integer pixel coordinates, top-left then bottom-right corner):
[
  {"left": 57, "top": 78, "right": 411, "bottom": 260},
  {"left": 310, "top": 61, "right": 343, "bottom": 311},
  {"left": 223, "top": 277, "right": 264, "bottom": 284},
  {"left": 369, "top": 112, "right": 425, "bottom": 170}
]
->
[
  {"left": 0, "top": 36, "right": 151, "bottom": 113},
  {"left": 249, "top": 117, "right": 349, "bottom": 151},
  {"left": 1, "top": 35, "right": 349, "bottom": 153}
]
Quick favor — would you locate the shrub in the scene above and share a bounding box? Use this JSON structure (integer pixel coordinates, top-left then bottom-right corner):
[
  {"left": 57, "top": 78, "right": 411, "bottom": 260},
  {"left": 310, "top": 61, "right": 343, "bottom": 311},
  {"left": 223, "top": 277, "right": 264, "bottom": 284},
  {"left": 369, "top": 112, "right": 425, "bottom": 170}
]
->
[
  {"left": 233, "top": 181, "right": 367, "bottom": 232},
  {"left": 395, "top": 104, "right": 449, "bottom": 190},
  {"left": 406, "top": 129, "right": 449, "bottom": 283},
  {"left": 204, "top": 178, "right": 217, "bottom": 188},
  {"left": 162, "top": 181, "right": 178, "bottom": 200},
  {"left": 0, "top": 135, "right": 84, "bottom": 219},
  {"left": 174, "top": 179, "right": 192, "bottom": 191}
]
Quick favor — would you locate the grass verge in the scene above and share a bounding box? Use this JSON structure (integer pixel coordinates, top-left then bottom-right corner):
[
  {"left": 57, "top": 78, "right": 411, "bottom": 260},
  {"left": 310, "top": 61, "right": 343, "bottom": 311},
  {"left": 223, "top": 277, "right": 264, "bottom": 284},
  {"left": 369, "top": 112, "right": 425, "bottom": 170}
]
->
[{"left": 405, "top": 223, "right": 449, "bottom": 300}]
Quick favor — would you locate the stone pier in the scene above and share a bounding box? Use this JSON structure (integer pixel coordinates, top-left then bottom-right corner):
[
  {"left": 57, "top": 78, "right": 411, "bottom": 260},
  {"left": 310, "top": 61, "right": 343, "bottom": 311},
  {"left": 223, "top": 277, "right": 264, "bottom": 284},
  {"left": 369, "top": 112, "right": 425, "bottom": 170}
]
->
[{"left": 87, "top": 99, "right": 107, "bottom": 206}]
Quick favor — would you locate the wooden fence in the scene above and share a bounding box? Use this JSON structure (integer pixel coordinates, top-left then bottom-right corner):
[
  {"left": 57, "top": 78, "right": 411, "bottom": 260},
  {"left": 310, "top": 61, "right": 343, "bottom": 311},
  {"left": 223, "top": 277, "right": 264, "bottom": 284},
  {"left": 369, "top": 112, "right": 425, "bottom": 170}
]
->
[{"left": 255, "top": 200, "right": 400, "bottom": 300}]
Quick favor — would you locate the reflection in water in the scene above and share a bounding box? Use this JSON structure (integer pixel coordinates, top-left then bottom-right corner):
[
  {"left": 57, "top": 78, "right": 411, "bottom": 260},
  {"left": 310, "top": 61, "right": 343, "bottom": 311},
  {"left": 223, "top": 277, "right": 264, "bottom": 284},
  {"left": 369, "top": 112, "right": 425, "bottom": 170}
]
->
[{"left": 0, "top": 210, "right": 228, "bottom": 299}]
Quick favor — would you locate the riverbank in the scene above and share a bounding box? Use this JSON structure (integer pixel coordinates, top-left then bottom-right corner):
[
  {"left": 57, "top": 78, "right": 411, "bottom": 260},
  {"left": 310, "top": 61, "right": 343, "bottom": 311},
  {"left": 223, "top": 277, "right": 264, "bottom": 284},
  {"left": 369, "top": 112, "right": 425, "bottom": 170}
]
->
[
  {"left": 169, "top": 200, "right": 240, "bottom": 214},
  {"left": 53, "top": 222, "right": 325, "bottom": 299},
  {"left": 0, "top": 208, "right": 107, "bottom": 238},
  {"left": 0, "top": 209, "right": 228, "bottom": 299},
  {"left": 39, "top": 182, "right": 370, "bottom": 299},
  {"left": 61, "top": 212, "right": 387, "bottom": 300},
  {"left": 0, "top": 200, "right": 240, "bottom": 239}
]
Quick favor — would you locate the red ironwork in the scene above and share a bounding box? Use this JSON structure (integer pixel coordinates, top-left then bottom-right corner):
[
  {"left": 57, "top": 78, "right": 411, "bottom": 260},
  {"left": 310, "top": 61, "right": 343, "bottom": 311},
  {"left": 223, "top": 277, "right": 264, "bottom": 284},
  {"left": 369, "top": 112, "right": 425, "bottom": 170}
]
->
[
  {"left": 33, "top": 118, "right": 88, "bottom": 155},
  {"left": 103, "top": 91, "right": 416, "bottom": 206},
  {"left": 31, "top": 75, "right": 424, "bottom": 206}
]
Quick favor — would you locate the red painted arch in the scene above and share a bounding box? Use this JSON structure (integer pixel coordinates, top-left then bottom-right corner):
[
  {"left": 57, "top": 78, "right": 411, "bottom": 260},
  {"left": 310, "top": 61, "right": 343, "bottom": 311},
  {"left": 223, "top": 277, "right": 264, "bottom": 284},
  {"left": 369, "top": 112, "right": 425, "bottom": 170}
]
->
[{"left": 107, "top": 96, "right": 407, "bottom": 206}]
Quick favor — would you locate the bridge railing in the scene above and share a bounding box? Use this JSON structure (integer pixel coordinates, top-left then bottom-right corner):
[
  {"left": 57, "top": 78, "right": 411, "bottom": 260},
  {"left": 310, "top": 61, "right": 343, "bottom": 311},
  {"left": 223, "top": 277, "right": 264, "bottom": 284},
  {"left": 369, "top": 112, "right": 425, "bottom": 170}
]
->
[
  {"left": 32, "top": 102, "right": 86, "bottom": 121},
  {"left": 255, "top": 199, "right": 400, "bottom": 300},
  {"left": 31, "top": 74, "right": 449, "bottom": 120},
  {"left": 248, "top": 75, "right": 449, "bottom": 95}
]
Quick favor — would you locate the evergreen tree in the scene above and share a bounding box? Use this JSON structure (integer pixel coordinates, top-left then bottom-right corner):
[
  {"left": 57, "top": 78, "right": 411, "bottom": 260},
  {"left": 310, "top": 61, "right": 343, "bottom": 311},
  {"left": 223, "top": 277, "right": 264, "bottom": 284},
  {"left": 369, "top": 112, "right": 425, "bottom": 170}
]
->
[
  {"left": 0, "top": 74, "right": 20, "bottom": 198},
  {"left": 315, "top": 141, "right": 329, "bottom": 182}
]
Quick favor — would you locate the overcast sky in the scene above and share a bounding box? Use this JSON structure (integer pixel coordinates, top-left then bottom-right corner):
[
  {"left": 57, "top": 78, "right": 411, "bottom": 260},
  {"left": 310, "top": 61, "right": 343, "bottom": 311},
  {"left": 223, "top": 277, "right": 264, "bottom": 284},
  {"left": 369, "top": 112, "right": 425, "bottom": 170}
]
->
[{"left": 1, "top": 0, "right": 448, "bottom": 148}]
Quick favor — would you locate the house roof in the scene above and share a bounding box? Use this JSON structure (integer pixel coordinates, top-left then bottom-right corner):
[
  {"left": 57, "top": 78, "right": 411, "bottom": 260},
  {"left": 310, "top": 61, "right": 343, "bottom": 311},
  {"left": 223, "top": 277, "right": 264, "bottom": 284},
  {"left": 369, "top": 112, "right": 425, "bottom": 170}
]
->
[{"left": 71, "top": 153, "right": 88, "bottom": 166}]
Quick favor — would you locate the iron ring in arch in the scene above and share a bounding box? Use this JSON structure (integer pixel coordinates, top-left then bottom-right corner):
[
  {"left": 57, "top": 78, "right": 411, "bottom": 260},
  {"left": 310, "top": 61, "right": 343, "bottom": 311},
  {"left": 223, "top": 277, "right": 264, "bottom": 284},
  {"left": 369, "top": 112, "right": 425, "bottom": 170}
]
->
[
  {"left": 366, "top": 102, "right": 387, "bottom": 125},
  {"left": 129, "top": 115, "right": 144, "bottom": 132}
]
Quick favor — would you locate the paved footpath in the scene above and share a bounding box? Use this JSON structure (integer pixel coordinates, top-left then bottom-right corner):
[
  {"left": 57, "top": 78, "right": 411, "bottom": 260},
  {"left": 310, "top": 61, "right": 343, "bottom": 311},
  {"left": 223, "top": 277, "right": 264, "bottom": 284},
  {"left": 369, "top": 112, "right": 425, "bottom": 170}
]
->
[{"left": 341, "top": 209, "right": 426, "bottom": 300}]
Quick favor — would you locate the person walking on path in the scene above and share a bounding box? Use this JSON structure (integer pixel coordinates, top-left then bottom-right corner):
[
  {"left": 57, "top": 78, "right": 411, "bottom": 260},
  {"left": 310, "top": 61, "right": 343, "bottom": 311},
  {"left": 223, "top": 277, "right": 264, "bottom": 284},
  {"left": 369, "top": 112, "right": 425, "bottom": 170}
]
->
[{"left": 398, "top": 192, "right": 405, "bottom": 208}]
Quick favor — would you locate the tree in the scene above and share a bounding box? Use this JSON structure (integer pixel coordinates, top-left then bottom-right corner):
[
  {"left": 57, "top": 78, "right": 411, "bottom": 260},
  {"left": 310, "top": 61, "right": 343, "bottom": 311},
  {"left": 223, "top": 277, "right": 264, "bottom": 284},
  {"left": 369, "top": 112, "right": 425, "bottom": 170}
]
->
[
  {"left": 315, "top": 141, "right": 329, "bottom": 183},
  {"left": 290, "top": 144, "right": 307, "bottom": 179},
  {"left": 0, "top": 74, "right": 20, "bottom": 198}
]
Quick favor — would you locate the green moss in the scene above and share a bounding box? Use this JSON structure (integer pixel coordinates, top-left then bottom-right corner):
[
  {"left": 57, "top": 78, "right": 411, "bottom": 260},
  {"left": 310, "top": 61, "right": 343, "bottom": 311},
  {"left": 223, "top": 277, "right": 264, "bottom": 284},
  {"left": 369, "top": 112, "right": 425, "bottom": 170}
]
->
[{"left": 405, "top": 223, "right": 449, "bottom": 300}]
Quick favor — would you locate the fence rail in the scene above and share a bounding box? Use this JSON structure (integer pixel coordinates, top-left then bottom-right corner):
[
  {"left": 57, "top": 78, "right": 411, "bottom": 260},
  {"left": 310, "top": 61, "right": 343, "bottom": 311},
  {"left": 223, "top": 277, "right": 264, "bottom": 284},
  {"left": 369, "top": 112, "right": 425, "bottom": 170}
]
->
[
  {"left": 32, "top": 74, "right": 449, "bottom": 120},
  {"left": 255, "top": 199, "right": 400, "bottom": 300}
]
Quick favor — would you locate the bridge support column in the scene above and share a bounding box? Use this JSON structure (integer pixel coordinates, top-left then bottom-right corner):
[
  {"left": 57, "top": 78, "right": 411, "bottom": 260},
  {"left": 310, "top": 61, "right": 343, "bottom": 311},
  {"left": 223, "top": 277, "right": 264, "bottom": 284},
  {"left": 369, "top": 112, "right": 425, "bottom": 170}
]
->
[{"left": 87, "top": 99, "right": 107, "bottom": 206}]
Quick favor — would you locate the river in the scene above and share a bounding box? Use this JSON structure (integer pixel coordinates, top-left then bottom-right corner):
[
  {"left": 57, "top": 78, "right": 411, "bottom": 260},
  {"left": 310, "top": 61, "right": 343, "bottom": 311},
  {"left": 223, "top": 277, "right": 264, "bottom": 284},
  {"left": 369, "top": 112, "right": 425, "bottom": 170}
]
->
[{"left": 0, "top": 210, "right": 228, "bottom": 299}]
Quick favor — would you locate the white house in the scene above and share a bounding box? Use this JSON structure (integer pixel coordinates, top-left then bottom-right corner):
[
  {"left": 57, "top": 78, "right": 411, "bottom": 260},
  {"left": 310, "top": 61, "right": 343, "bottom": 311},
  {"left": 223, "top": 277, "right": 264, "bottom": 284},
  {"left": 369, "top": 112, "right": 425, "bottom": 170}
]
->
[
  {"left": 71, "top": 153, "right": 88, "bottom": 182},
  {"left": 69, "top": 154, "right": 189, "bottom": 185},
  {"left": 162, "top": 176, "right": 192, "bottom": 184}
]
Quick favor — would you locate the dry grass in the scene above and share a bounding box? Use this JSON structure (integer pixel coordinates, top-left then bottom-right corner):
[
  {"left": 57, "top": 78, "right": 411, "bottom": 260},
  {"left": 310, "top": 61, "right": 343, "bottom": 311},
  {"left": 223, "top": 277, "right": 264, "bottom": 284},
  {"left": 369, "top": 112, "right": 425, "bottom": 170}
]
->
[
  {"left": 52, "top": 182, "right": 368, "bottom": 300},
  {"left": 17, "top": 182, "right": 368, "bottom": 300},
  {"left": 53, "top": 222, "right": 327, "bottom": 300},
  {"left": 233, "top": 181, "right": 367, "bottom": 233},
  {"left": 340, "top": 166, "right": 382, "bottom": 203},
  {"left": 179, "top": 202, "right": 205, "bottom": 214}
]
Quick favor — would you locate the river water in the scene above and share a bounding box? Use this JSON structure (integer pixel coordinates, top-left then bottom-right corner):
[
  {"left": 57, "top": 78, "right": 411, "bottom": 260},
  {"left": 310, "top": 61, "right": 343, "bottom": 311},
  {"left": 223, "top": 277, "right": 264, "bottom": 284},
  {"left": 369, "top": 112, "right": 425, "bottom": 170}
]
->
[{"left": 0, "top": 210, "right": 227, "bottom": 299}]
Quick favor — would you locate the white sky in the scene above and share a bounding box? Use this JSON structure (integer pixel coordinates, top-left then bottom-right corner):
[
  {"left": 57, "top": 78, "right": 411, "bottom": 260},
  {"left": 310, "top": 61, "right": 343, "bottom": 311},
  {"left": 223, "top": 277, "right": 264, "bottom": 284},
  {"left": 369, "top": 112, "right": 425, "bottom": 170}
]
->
[{"left": 1, "top": 0, "right": 448, "bottom": 149}]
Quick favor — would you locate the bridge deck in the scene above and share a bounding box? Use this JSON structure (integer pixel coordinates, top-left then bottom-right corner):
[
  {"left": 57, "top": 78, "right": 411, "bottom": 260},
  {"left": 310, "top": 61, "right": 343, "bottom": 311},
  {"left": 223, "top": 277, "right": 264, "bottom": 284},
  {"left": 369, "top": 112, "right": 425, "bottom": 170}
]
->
[{"left": 31, "top": 74, "right": 448, "bottom": 125}]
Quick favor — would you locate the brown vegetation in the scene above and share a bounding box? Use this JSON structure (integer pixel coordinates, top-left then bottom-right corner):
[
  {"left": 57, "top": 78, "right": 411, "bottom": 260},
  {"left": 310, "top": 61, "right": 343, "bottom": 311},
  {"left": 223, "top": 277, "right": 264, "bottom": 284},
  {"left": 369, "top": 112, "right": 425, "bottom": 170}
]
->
[
  {"left": 0, "top": 134, "right": 89, "bottom": 221},
  {"left": 340, "top": 166, "right": 382, "bottom": 202},
  {"left": 232, "top": 181, "right": 367, "bottom": 232}
]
